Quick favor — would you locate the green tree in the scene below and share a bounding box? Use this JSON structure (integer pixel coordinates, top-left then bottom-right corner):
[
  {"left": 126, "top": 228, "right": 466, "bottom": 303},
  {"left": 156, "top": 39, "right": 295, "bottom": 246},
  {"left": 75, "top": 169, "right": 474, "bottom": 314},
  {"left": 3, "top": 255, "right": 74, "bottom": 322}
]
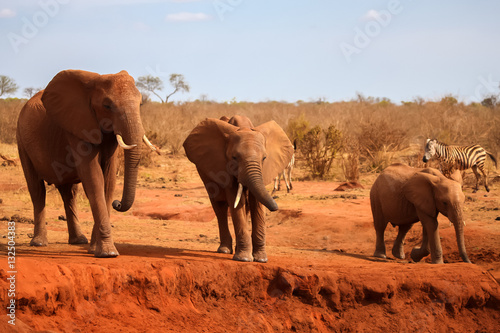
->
[
  {"left": 136, "top": 73, "right": 190, "bottom": 103},
  {"left": 165, "top": 74, "right": 190, "bottom": 103},
  {"left": 136, "top": 75, "right": 165, "bottom": 102},
  {"left": 0, "top": 75, "right": 18, "bottom": 97}
]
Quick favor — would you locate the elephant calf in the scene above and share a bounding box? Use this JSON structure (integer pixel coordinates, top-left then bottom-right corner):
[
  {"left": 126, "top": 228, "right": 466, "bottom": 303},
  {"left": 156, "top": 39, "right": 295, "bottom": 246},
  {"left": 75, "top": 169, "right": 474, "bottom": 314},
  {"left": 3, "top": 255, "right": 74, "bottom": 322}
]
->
[
  {"left": 370, "top": 164, "right": 470, "bottom": 264},
  {"left": 183, "top": 115, "right": 294, "bottom": 262}
]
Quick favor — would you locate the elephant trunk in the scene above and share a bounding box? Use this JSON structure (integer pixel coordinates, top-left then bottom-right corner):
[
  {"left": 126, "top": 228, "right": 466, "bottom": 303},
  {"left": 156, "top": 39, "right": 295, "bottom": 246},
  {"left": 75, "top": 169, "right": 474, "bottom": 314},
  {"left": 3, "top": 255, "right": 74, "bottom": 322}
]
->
[
  {"left": 112, "top": 146, "right": 141, "bottom": 212},
  {"left": 451, "top": 206, "right": 471, "bottom": 263},
  {"left": 240, "top": 161, "right": 278, "bottom": 211},
  {"left": 112, "top": 119, "right": 144, "bottom": 212}
]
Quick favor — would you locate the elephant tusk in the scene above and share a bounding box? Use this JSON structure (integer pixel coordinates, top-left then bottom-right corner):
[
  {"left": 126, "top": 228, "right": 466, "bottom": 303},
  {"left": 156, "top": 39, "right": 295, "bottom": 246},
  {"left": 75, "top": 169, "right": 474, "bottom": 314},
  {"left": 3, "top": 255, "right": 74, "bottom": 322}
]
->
[
  {"left": 234, "top": 183, "right": 243, "bottom": 209},
  {"left": 143, "top": 135, "right": 160, "bottom": 155},
  {"left": 116, "top": 134, "right": 137, "bottom": 150}
]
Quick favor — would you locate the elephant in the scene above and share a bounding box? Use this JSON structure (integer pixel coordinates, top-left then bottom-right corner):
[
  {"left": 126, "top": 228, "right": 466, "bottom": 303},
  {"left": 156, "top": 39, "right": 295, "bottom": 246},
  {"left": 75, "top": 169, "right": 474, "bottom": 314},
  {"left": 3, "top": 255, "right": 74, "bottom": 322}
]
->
[
  {"left": 17, "top": 70, "right": 156, "bottom": 258},
  {"left": 370, "top": 164, "right": 470, "bottom": 264},
  {"left": 183, "top": 115, "right": 294, "bottom": 262}
]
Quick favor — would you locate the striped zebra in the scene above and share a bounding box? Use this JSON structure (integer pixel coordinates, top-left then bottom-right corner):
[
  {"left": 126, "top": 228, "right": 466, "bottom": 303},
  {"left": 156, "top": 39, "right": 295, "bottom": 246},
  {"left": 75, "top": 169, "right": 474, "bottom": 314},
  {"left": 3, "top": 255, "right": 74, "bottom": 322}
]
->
[
  {"left": 423, "top": 139, "right": 497, "bottom": 192},
  {"left": 272, "top": 153, "right": 295, "bottom": 194}
]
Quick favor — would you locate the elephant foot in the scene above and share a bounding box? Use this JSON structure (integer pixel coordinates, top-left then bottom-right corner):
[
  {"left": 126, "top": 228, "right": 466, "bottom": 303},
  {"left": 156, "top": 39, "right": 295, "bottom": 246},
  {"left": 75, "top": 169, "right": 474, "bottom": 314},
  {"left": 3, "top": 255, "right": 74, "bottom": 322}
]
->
[
  {"left": 410, "top": 247, "right": 428, "bottom": 262},
  {"left": 373, "top": 250, "right": 387, "bottom": 259},
  {"left": 30, "top": 236, "right": 48, "bottom": 247},
  {"left": 233, "top": 251, "right": 253, "bottom": 262},
  {"left": 217, "top": 245, "right": 233, "bottom": 254},
  {"left": 253, "top": 251, "right": 268, "bottom": 263},
  {"left": 430, "top": 258, "right": 444, "bottom": 264},
  {"left": 94, "top": 242, "right": 119, "bottom": 258},
  {"left": 69, "top": 234, "right": 89, "bottom": 245},
  {"left": 392, "top": 247, "right": 405, "bottom": 260}
]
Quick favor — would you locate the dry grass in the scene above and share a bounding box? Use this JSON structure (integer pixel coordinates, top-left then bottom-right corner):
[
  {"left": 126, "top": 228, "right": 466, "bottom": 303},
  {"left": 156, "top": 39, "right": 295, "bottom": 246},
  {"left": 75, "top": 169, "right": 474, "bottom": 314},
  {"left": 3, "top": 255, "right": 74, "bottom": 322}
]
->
[
  {"left": 0, "top": 98, "right": 25, "bottom": 144},
  {"left": 2, "top": 98, "right": 499, "bottom": 180}
]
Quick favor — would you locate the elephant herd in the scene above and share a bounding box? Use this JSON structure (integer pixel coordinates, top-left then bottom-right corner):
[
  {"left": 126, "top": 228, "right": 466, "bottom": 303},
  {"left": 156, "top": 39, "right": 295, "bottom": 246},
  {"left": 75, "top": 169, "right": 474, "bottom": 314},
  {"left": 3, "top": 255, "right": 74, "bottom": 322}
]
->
[{"left": 15, "top": 70, "right": 472, "bottom": 264}]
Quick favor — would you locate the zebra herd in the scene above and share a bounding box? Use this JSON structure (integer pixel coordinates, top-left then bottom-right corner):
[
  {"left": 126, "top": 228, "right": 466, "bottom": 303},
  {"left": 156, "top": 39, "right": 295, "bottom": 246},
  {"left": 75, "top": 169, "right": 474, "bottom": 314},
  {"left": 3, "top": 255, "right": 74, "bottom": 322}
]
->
[{"left": 271, "top": 138, "right": 497, "bottom": 194}]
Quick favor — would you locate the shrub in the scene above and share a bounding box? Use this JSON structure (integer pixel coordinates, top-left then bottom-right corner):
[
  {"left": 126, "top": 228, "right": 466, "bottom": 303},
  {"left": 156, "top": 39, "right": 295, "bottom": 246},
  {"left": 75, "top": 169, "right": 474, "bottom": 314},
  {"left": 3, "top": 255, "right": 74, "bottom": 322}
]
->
[
  {"left": 0, "top": 98, "right": 25, "bottom": 144},
  {"left": 300, "top": 125, "right": 343, "bottom": 179},
  {"left": 341, "top": 136, "right": 360, "bottom": 182},
  {"left": 357, "top": 118, "right": 408, "bottom": 172}
]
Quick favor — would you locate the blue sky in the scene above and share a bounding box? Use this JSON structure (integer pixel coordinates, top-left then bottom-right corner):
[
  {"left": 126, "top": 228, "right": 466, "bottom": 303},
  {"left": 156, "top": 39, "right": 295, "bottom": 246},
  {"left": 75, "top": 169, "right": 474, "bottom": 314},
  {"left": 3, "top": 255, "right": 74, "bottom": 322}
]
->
[{"left": 1, "top": 0, "right": 500, "bottom": 103}]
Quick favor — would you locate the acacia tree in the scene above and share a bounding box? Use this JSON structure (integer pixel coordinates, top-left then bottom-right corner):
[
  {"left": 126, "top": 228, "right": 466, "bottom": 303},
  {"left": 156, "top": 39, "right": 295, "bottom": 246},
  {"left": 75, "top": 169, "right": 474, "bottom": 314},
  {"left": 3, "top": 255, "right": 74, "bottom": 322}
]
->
[
  {"left": 136, "top": 75, "right": 164, "bottom": 102},
  {"left": 136, "top": 73, "right": 189, "bottom": 103},
  {"left": 23, "top": 87, "right": 42, "bottom": 98},
  {"left": 0, "top": 75, "right": 19, "bottom": 97},
  {"left": 165, "top": 74, "right": 190, "bottom": 103}
]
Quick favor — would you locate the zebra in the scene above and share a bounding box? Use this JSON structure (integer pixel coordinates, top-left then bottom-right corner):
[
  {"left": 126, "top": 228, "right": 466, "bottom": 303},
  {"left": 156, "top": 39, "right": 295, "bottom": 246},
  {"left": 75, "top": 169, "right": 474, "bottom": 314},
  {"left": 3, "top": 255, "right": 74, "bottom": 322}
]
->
[
  {"left": 272, "top": 153, "right": 295, "bottom": 194},
  {"left": 423, "top": 139, "right": 497, "bottom": 192}
]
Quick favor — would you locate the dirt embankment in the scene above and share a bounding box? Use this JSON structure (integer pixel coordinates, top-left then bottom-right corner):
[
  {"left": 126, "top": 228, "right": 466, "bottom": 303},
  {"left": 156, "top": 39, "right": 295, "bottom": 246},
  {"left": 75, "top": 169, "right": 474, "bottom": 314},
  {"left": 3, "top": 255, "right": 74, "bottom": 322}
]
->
[{"left": 1, "top": 249, "right": 499, "bottom": 332}]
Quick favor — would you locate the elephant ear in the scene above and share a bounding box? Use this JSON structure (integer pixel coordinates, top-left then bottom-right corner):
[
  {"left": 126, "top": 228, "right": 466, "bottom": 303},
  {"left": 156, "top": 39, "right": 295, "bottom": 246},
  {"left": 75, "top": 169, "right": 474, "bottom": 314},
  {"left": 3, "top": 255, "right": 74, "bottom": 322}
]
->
[
  {"left": 403, "top": 172, "right": 440, "bottom": 217},
  {"left": 183, "top": 118, "right": 239, "bottom": 186},
  {"left": 254, "top": 120, "right": 294, "bottom": 185},
  {"left": 41, "top": 70, "right": 102, "bottom": 144}
]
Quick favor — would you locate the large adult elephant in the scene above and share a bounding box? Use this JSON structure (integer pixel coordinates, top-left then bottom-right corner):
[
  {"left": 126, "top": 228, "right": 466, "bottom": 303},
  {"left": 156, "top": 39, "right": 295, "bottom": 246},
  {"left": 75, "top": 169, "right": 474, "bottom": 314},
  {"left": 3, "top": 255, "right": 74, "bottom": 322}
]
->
[
  {"left": 183, "top": 116, "right": 294, "bottom": 262},
  {"left": 370, "top": 164, "right": 470, "bottom": 264},
  {"left": 17, "top": 70, "right": 156, "bottom": 258}
]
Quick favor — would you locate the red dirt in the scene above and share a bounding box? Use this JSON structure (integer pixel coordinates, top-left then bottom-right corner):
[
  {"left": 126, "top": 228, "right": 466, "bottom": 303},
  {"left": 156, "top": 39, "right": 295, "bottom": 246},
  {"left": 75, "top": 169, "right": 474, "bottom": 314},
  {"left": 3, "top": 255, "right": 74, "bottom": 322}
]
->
[{"left": 1, "top": 156, "right": 499, "bottom": 332}]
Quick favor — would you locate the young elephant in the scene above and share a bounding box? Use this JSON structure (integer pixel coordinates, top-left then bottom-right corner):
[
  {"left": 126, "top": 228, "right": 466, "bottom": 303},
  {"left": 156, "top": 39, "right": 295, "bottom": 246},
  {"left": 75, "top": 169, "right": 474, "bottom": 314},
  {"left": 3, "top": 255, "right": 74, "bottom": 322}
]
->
[
  {"left": 370, "top": 164, "right": 470, "bottom": 264},
  {"left": 183, "top": 116, "right": 294, "bottom": 262}
]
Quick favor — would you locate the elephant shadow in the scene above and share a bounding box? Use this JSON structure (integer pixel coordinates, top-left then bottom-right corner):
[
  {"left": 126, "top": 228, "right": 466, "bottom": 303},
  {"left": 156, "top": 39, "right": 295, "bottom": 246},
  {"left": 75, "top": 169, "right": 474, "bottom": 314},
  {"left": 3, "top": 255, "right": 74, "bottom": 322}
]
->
[
  {"left": 15, "top": 242, "right": 234, "bottom": 262},
  {"left": 301, "top": 248, "right": 399, "bottom": 263}
]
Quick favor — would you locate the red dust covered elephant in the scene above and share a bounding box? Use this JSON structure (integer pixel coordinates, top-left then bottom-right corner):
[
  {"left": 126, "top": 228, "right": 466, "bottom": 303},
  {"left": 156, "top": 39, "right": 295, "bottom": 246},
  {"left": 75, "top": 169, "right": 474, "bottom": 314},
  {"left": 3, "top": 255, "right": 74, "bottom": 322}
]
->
[
  {"left": 17, "top": 70, "right": 156, "bottom": 257},
  {"left": 183, "top": 116, "right": 293, "bottom": 262}
]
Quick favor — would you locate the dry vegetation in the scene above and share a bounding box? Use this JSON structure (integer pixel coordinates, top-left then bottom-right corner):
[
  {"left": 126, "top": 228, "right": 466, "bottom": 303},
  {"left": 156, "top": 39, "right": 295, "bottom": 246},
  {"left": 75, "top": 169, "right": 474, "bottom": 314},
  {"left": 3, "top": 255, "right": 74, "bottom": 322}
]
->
[{"left": 1, "top": 97, "right": 499, "bottom": 181}]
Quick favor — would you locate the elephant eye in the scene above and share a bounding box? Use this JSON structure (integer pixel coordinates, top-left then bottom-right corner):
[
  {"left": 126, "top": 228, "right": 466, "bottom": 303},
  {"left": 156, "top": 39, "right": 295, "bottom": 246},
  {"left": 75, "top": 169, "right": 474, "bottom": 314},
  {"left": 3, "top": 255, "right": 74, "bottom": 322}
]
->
[
  {"left": 262, "top": 156, "right": 267, "bottom": 161},
  {"left": 103, "top": 104, "right": 112, "bottom": 110}
]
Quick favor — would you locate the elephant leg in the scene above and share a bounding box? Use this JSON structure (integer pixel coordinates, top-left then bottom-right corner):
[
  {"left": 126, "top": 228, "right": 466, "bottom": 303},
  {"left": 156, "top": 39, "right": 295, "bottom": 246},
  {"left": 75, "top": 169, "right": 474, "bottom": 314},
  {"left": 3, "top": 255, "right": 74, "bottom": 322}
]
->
[
  {"left": 229, "top": 201, "right": 253, "bottom": 262},
  {"left": 420, "top": 216, "right": 443, "bottom": 264},
  {"left": 76, "top": 151, "right": 118, "bottom": 258},
  {"left": 57, "top": 184, "right": 88, "bottom": 244},
  {"left": 19, "top": 149, "right": 48, "bottom": 246},
  {"left": 471, "top": 165, "right": 481, "bottom": 193},
  {"left": 392, "top": 223, "right": 413, "bottom": 259},
  {"left": 211, "top": 199, "right": 233, "bottom": 254},
  {"left": 88, "top": 144, "right": 118, "bottom": 253},
  {"left": 248, "top": 195, "right": 267, "bottom": 263},
  {"left": 372, "top": 206, "right": 388, "bottom": 258},
  {"left": 411, "top": 224, "right": 430, "bottom": 262},
  {"left": 27, "top": 180, "right": 48, "bottom": 246}
]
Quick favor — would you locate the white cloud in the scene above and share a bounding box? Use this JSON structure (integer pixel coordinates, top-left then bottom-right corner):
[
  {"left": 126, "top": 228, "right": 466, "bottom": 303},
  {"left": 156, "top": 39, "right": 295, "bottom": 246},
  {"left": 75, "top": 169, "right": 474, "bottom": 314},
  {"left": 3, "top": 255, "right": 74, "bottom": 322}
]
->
[
  {"left": 165, "top": 12, "right": 212, "bottom": 22},
  {"left": 0, "top": 8, "right": 16, "bottom": 18},
  {"left": 362, "top": 9, "right": 381, "bottom": 21}
]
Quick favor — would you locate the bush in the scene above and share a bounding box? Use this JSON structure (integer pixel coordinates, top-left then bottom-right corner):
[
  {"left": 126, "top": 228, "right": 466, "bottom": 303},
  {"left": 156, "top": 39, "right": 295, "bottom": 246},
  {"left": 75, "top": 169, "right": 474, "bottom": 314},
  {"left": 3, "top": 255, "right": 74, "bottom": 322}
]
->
[
  {"left": 0, "top": 98, "right": 25, "bottom": 144},
  {"left": 286, "top": 113, "right": 309, "bottom": 145},
  {"left": 357, "top": 118, "right": 408, "bottom": 172},
  {"left": 300, "top": 125, "right": 343, "bottom": 179},
  {"left": 341, "top": 136, "right": 360, "bottom": 182}
]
